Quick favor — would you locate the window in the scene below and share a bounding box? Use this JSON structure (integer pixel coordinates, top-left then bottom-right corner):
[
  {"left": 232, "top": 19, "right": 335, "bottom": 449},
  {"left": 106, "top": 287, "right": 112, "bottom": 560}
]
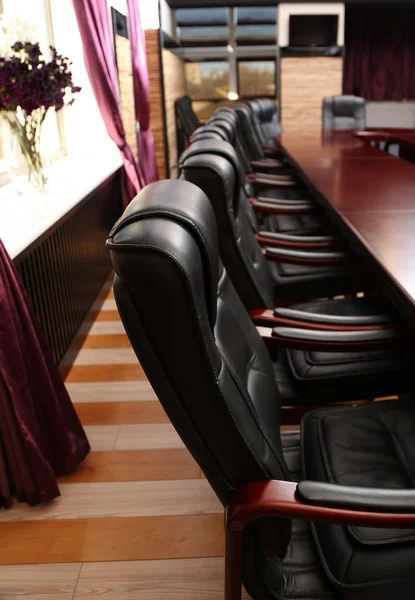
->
[
  {"left": 175, "top": 6, "right": 278, "bottom": 102},
  {"left": 176, "top": 8, "right": 229, "bottom": 47},
  {"left": 238, "top": 60, "right": 276, "bottom": 97},
  {"left": 235, "top": 7, "right": 277, "bottom": 46},
  {"left": 185, "top": 61, "right": 229, "bottom": 100},
  {"left": 0, "top": 0, "right": 65, "bottom": 181}
]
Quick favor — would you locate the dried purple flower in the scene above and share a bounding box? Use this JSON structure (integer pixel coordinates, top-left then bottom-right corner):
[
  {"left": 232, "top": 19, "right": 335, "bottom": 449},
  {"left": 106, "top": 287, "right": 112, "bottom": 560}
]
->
[{"left": 0, "top": 42, "right": 81, "bottom": 114}]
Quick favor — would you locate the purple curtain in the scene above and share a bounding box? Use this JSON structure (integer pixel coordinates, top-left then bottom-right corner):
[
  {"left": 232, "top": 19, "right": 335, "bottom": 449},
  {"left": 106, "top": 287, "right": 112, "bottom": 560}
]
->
[
  {"left": 344, "top": 7, "right": 415, "bottom": 101},
  {"left": 73, "top": 0, "right": 145, "bottom": 206},
  {"left": 0, "top": 240, "right": 90, "bottom": 507},
  {"left": 127, "top": 0, "right": 159, "bottom": 184}
]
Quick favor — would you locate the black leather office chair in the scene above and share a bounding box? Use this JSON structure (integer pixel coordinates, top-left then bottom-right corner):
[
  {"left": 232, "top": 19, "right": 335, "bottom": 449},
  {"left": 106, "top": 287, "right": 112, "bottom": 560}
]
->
[
  {"left": 234, "top": 103, "right": 283, "bottom": 162},
  {"left": 178, "top": 146, "right": 409, "bottom": 402},
  {"left": 179, "top": 139, "right": 339, "bottom": 274},
  {"left": 107, "top": 179, "right": 415, "bottom": 600},
  {"left": 249, "top": 99, "right": 282, "bottom": 145},
  {"left": 175, "top": 95, "right": 201, "bottom": 155},
  {"left": 322, "top": 96, "right": 366, "bottom": 130}
]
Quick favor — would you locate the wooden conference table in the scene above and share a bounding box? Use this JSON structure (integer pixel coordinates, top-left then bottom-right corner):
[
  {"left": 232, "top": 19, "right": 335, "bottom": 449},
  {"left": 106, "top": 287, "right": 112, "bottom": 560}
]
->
[{"left": 279, "top": 129, "right": 415, "bottom": 329}]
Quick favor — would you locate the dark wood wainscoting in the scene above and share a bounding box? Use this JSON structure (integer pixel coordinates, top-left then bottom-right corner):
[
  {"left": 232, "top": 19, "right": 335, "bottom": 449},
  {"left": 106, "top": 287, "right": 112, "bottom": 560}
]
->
[{"left": 14, "top": 169, "right": 122, "bottom": 364}]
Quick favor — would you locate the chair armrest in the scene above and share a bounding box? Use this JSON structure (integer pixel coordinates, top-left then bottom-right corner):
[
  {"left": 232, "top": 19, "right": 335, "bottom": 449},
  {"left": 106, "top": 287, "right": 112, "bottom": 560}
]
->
[
  {"left": 249, "top": 309, "right": 396, "bottom": 331},
  {"left": 251, "top": 176, "right": 297, "bottom": 189},
  {"left": 257, "top": 196, "right": 312, "bottom": 206},
  {"left": 257, "top": 325, "right": 401, "bottom": 351},
  {"left": 274, "top": 306, "right": 398, "bottom": 326},
  {"left": 253, "top": 202, "right": 314, "bottom": 216},
  {"left": 264, "top": 247, "right": 348, "bottom": 265},
  {"left": 296, "top": 481, "right": 415, "bottom": 513},
  {"left": 255, "top": 232, "right": 337, "bottom": 249},
  {"left": 249, "top": 173, "right": 293, "bottom": 183},
  {"left": 226, "top": 480, "right": 415, "bottom": 532},
  {"left": 251, "top": 159, "right": 285, "bottom": 170}
]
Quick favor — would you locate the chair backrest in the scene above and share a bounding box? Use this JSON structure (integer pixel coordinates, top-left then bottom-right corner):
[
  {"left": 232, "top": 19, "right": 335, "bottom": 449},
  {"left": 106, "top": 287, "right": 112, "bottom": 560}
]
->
[
  {"left": 175, "top": 95, "right": 200, "bottom": 136},
  {"left": 206, "top": 117, "right": 236, "bottom": 144},
  {"left": 179, "top": 140, "right": 275, "bottom": 310},
  {"left": 234, "top": 104, "right": 264, "bottom": 161},
  {"left": 107, "top": 179, "right": 290, "bottom": 513},
  {"left": 322, "top": 96, "right": 366, "bottom": 130},
  {"left": 210, "top": 111, "right": 254, "bottom": 176},
  {"left": 190, "top": 125, "right": 228, "bottom": 143},
  {"left": 250, "top": 99, "right": 281, "bottom": 141},
  {"left": 180, "top": 135, "right": 258, "bottom": 232}
]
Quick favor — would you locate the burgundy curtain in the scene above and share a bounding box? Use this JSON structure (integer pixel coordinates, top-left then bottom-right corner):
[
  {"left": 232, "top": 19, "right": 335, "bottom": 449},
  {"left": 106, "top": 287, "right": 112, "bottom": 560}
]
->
[
  {"left": 344, "top": 7, "right": 415, "bottom": 101},
  {"left": 127, "top": 0, "right": 159, "bottom": 184},
  {"left": 0, "top": 240, "right": 90, "bottom": 507},
  {"left": 73, "top": 0, "right": 145, "bottom": 206}
]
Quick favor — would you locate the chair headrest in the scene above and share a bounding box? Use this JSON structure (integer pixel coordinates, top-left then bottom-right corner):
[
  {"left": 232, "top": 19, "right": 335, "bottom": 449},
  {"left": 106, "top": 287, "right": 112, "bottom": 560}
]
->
[
  {"left": 330, "top": 96, "right": 365, "bottom": 117},
  {"left": 207, "top": 116, "right": 236, "bottom": 143},
  {"left": 190, "top": 125, "right": 228, "bottom": 142},
  {"left": 107, "top": 180, "right": 219, "bottom": 327},
  {"left": 257, "top": 99, "right": 277, "bottom": 121},
  {"left": 180, "top": 139, "right": 244, "bottom": 207}
]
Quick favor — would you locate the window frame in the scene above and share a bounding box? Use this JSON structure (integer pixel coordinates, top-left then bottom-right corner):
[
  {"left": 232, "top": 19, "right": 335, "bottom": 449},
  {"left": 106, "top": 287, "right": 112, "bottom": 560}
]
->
[
  {"left": 236, "top": 57, "right": 277, "bottom": 100},
  {"left": 185, "top": 58, "right": 231, "bottom": 102}
]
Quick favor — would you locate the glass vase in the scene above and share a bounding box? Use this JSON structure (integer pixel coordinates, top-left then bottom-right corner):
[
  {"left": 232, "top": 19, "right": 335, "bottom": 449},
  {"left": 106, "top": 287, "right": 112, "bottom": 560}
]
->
[{"left": 4, "top": 107, "right": 48, "bottom": 193}]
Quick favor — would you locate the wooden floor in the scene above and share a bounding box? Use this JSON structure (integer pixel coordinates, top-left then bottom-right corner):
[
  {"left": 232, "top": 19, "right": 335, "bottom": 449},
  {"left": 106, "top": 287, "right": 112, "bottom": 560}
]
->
[{"left": 0, "top": 277, "right": 253, "bottom": 598}]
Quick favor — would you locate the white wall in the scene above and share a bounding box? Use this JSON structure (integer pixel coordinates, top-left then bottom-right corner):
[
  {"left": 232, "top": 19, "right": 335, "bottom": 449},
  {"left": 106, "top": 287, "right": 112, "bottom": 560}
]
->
[
  {"left": 278, "top": 3, "right": 345, "bottom": 47},
  {"left": 48, "top": 0, "right": 118, "bottom": 160},
  {"left": 140, "top": 0, "right": 161, "bottom": 30}
]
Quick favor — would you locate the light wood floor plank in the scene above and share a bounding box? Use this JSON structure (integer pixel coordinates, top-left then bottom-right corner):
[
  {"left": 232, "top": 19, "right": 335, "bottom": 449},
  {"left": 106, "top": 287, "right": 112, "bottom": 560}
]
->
[
  {"left": 95, "top": 311, "right": 122, "bottom": 322},
  {"left": 73, "top": 347, "right": 138, "bottom": 365},
  {"left": 0, "top": 563, "right": 81, "bottom": 598},
  {"left": 65, "top": 381, "right": 157, "bottom": 403},
  {"left": 0, "top": 480, "right": 221, "bottom": 522},
  {"left": 87, "top": 321, "right": 126, "bottom": 335},
  {"left": 81, "top": 334, "right": 131, "bottom": 349},
  {"left": 83, "top": 425, "right": 120, "bottom": 451},
  {"left": 115, "top": 424, "right": 185, "bottom": 450},
  {"left": 73, "top": 557, "right": 251, "bottom": 599},
  {"left": 0, "top": 515, "right": 224, "bottom": 564},
  {"left": 100, "top": 299, "right": 117, "bottom": 311},
  {"left": 65, "top": 364, "right": 146, "bottom": 383},
  {"left": 59, "top": 449, "right": 200, "bottom": 483},
  {"left": 75, "top": 401, "right": 168, "bottom": 425}
]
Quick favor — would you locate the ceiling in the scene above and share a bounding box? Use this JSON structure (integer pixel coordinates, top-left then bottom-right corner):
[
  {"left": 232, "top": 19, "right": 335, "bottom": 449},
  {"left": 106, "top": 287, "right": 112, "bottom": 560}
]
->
[{"left": 166, "top": 0, "right": 412, "bottom": 7}]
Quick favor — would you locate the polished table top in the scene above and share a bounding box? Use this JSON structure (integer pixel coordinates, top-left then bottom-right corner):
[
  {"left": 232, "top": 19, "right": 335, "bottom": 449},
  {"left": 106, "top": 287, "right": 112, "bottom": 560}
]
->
[{"left": 280, "top": 130, "right": 415, "bottom": 325}]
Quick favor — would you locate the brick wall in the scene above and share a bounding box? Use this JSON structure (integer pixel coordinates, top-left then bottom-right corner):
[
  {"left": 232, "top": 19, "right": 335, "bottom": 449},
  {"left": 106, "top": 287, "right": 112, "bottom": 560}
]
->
[
  {"left": 281, "top": 57, "right": 343, "bottom": 131},
  {"left": 145, "top": 29, "right": 167, "bottom": 179},
  {"left": 162, "top": 49, "right": 186, "bottom": 178},
  {"left": 115, "top": 35, "right": 138, "bottom": 161}
]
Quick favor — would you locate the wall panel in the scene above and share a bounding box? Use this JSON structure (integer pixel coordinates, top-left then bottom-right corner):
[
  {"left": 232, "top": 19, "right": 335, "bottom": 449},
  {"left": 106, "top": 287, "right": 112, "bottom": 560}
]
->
[{"left": 281, "top": 57, "right": 343, "bottom": 131}]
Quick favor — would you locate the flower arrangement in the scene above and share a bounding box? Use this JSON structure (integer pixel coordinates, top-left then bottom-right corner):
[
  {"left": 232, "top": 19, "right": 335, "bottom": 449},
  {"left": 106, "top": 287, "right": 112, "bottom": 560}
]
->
[{"left": 0, "top": 42, "right": 81, "bottom": 191}]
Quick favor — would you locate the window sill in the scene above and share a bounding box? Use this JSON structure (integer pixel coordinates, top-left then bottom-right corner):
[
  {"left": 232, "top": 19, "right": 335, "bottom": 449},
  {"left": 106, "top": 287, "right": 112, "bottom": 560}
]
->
[{"left": 0, "top": 142, "right": 122, "bottom": 261}]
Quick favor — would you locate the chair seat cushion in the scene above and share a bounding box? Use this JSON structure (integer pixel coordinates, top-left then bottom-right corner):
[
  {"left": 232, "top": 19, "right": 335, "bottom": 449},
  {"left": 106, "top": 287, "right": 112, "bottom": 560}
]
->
[
  {"left": 259, "top": 187, "right": 310, "bottom": 201},
  {"left": 301, "top": 400, "right": 415, "bottom": 597},
  {"left": 283, "top": 297, "right": 410, "bottom": 401},
  {"left": 268, "top": 259, "right": 362, "bottom": 300},
  {"left": 263, "top": 213, "right": 327, "bottom": 236}
]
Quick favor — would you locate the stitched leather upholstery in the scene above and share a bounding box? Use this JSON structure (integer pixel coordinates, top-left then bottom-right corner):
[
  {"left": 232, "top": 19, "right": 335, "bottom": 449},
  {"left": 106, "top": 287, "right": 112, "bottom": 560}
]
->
[
  {"left": 107, "top": 177, "right": 292, "bottom": 520},
  {"left": 302, "top": 400, "right": 415, "bottom": 599},
  {"left": 234, "top": 104, "right": 265, "bottom": 160},
  {"left": 108, "top": 180, "right": 415, "bottom": 600},
  {"left": 323, "top": 96, "right": 366, "bottom": 130},
  {"left": 175, "top": 95, "right": 199, "bottom": 135},
  {"left": 178, "top": 147, "right": 410, "bottom": 402},
  {"left": 179, "top": 140, "right": 359, "bottom": 303},
  {"left": 250, "top": 99, "right": 282, "bottom": 144}
]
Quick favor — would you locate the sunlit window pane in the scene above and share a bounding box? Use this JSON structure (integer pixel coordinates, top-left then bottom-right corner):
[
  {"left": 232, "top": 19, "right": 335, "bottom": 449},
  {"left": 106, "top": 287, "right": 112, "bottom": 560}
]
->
[
  {"left": 238, "top": 61, "right": 276, "bottom": 97},
  {"left": 186, "top": 61, "right": 230, "bottom": 100}
]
